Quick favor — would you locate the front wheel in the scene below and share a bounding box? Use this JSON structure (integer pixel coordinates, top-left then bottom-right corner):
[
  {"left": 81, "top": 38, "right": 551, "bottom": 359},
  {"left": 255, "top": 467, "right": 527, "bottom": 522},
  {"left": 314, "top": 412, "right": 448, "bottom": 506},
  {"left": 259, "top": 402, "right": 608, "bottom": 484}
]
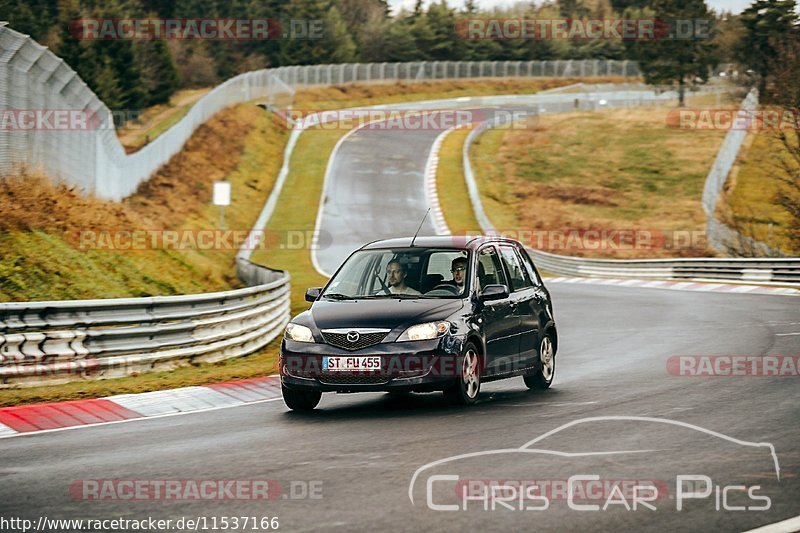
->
[
  {"left": 443, "top": 343, "right": 481, "bottom": 405},
  {"left": 523, "top": 333, "right": 555, "bottom": 390},
  {"left": 282, "top": 385, "right": 322, "bottom": 411}
]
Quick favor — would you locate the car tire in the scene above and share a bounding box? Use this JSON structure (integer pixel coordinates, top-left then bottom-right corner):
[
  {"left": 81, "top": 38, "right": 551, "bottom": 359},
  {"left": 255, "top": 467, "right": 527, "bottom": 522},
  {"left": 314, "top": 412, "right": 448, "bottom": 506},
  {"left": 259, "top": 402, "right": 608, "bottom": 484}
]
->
[
  {"left": 443, "top": 342, "right": 481, "bottom": 405},
  {"left": 524, "top": 332, "right": 555, "bottom": 390},
  {"left": 282, "top": 385, "right": 322, "bottom": 411}
]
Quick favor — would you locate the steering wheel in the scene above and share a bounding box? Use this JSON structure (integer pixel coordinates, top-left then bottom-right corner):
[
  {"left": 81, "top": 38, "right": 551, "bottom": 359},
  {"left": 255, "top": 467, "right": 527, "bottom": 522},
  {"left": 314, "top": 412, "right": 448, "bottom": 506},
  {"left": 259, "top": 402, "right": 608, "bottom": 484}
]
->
[{"left": 430, "top": 283, "right": 459, "bottom": 294}]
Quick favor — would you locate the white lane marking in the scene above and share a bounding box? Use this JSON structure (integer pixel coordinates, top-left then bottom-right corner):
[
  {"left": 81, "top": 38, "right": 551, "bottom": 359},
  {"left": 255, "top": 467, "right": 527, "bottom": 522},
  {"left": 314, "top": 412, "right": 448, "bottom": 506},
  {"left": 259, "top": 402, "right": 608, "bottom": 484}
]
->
[
  {"left": 545, "top": 277, "right": 800, "bottom": 296},
  {"left": 0, "top": 397, "right": 284, "bottom": 440},
  {"left": 0, "top": 422, "right": 18, "bottom": 437},
  {"left": 109, "top": 386, "right": 245, "bottom": 417},
  {"left": 732, "top": 285, "right": 758, "bottom": 293},
  {"left": 694, "top": 283, "right": 720, "bottom": 291},
  {"left": 424, "top": 125, "right": 458, "bottom": 236},
  {"left": 775, "top": 332, "right": 800, "bottom": 336},
  {"left": 310, "top": 121, "right": 370, "bottom": 278},
  {"left": 742, "top": 515, "right": 800, "bottom": 533}
]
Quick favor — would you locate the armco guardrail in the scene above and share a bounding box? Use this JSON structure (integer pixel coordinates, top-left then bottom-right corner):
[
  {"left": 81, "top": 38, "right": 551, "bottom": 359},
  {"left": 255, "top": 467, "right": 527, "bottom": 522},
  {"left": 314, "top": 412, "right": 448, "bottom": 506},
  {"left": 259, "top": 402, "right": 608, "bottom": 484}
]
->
[
  {"left": 0, "top": 260, "right": 289, "bottom": 386},
  {"left": 525, "top": 251, "right": 800, "bottom": 285},
  {"left": 0, "top": 22, "right": 641, "bottom": 201},
  {"left": 460, "top": 95, "right": 800, "bottom": 286}
]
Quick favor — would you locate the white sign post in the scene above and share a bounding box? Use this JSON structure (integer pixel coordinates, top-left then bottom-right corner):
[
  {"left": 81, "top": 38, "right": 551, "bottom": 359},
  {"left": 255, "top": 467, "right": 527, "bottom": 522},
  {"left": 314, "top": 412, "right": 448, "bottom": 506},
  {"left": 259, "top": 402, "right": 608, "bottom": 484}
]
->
[{"left": 213, "top": 181, "right": 231, "bottom": 229}]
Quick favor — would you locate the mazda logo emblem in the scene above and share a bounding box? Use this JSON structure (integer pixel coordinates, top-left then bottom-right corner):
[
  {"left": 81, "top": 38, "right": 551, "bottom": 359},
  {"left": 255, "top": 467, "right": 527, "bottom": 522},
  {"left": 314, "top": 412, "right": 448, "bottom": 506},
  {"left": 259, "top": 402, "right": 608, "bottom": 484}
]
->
[{"left": 346, "top": 331, "right": 360, "bottom": 343}]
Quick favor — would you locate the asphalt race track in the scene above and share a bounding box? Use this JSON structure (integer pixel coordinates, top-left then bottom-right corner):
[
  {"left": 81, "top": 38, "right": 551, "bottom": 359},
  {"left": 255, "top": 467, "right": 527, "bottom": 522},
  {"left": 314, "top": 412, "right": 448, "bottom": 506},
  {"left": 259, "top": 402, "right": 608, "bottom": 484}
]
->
[
  {"left": 1, "top": 285, "right": 798, "bottom": 531},
  {"left": 313, "top": 121, "right": 444, "bottom": 275},
  {"left": 1, "top": 109, "right": 799, "bottom": 532}
]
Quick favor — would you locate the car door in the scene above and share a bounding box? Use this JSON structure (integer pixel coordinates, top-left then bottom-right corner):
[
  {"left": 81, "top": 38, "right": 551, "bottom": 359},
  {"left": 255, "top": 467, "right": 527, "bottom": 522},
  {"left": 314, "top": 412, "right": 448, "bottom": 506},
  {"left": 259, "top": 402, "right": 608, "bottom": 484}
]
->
[
  {"left": 476, "top": 245, "right": 518, "bottom": 376},
  {"left": 498, "top": 244, "right": 538, "bottom": 371},
  {"left": 516, "top": 245, "right": 552, "bottom": 367}
]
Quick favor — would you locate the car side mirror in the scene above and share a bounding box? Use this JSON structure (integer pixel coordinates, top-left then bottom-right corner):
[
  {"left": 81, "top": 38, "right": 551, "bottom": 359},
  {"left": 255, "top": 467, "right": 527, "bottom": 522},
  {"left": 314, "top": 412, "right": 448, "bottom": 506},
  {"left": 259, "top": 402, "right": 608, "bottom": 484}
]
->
[
  {"left": 479, "top": 284, "right": 509, "bottom": 302},
  {"left": 305, "top": 287, "right": 322, "bottom": 302}
]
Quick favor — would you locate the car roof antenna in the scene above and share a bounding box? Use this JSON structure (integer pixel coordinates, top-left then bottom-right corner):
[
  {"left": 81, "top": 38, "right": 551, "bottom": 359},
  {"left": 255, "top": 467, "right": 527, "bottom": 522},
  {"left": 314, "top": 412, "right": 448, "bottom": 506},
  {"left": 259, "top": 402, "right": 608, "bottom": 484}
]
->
[{"left": 410, "top": 209, "right": 430, "bottom": 248}]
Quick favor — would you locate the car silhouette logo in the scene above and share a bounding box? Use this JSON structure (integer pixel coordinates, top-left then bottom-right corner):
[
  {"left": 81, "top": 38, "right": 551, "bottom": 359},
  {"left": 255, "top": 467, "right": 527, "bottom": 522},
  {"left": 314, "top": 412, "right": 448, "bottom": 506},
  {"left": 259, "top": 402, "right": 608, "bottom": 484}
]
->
[{"left": 347, "top": 331, "right": 360, "bottom": 343}]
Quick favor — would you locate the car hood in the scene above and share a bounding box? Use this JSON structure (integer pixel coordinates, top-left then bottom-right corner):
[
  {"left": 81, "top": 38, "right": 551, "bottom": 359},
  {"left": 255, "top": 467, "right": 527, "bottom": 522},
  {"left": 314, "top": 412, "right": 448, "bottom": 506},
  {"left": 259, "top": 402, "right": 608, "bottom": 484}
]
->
[{"left": 308, "top": 298, "right": 464, "bottom": 331}]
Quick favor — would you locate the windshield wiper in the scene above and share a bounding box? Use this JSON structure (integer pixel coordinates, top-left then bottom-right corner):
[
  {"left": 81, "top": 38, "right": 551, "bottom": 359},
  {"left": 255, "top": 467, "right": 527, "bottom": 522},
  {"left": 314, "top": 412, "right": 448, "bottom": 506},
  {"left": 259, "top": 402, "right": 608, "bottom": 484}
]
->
[
  {"left": 361, "top": 293, "right": 420, "bottom": 299},
  {"left": 322, "top": 293, "right": 354, "bottom": 300}
]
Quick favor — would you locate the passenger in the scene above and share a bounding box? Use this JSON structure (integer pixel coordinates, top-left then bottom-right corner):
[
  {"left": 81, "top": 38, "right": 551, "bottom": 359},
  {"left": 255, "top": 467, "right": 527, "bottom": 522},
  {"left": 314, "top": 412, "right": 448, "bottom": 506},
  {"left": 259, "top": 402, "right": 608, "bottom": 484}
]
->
[
  {"left": 447, "top": 257, "right": 467, "bottom": 293},
  {"left": 385, "top": 260, "right": 421, "bottom": 295}
]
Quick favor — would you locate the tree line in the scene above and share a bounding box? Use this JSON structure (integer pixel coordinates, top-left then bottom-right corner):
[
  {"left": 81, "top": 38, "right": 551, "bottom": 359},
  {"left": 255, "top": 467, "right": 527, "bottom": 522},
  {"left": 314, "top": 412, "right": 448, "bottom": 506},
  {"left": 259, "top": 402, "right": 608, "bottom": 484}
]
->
[{"left": 0, "top": 0, "right": 796, "bottom": 112}]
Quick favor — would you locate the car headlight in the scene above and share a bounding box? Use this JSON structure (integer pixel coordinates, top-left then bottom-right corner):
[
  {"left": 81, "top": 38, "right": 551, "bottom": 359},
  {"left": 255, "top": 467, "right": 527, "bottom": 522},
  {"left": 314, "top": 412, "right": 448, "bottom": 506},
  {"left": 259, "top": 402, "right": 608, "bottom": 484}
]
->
[
  {"left": 397, "top": 321, "right": 450, "bottom": 342},
  {"left": 285, "top": 323, "right": 314, "bottom": 343}
]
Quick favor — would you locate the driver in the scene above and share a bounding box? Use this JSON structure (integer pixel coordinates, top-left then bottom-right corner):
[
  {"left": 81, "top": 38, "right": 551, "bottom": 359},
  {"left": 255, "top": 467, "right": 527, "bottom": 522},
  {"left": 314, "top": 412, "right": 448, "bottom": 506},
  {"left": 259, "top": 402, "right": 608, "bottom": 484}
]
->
[
  {"left": 385, "top": 260, "right": 421, "bottom": 295},
  {"left": 446, "top": 257, "right": 467, "bottom": 293}
]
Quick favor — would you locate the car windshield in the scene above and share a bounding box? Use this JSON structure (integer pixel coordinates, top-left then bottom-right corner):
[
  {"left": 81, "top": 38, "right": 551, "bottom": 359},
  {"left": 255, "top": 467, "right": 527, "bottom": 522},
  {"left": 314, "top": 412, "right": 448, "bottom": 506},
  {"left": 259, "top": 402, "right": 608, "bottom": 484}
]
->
[{"left": 322, "top": 248, "right": 470, "bottom": 299}]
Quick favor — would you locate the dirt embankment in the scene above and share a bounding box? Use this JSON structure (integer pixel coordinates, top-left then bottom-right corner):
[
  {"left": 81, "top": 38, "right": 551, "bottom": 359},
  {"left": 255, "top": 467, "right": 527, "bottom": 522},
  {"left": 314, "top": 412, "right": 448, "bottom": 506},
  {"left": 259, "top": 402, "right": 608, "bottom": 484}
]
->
[{"left": 1, "top": 106, "right": 256, "bottom": 237}]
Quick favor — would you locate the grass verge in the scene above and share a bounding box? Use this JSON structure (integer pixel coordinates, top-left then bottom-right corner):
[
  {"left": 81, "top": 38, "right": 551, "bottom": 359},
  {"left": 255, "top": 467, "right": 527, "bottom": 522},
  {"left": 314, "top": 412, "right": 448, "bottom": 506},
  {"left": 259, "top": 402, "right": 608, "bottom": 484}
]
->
[
  {"left": 0, "top": 105, "right": 288, "bottom": 301},
  {"left": 436, "top": 128, "right": 481, "bottom": 233},
  {"left": 469, "top": 103, "right": 730, "bottom": 258},
  {"left": 718, "top": 126, "right": 798, "bottom": 254}
]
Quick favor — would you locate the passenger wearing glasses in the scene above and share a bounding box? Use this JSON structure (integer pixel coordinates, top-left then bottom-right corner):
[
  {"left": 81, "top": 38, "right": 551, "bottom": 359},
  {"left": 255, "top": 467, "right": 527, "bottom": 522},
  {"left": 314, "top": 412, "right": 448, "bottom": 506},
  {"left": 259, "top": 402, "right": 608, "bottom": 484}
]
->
[{"left": 447, "top": 257, "right": 467, "bottom": 294}]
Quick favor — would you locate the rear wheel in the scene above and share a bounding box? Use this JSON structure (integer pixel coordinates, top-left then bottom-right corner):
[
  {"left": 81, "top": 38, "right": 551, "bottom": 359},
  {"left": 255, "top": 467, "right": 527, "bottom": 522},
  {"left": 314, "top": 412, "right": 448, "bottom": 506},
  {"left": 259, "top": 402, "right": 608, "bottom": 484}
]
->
[
  {"left": 523, "top": 333, "right": 555, "bottom": 390},
  {"left": 443, "top": 343, "right": 481, "bottom": 405},
  {"left": 282, "top": 385, "right": 322, "bottom": 411}
]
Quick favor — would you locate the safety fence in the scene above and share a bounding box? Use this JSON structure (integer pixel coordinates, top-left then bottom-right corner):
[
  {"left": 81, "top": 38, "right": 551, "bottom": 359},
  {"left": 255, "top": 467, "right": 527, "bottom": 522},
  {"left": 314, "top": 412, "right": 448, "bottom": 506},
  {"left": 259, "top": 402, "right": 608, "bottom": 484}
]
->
[{"left": 1, "top": 22, "right": 642, "bottom": 201}]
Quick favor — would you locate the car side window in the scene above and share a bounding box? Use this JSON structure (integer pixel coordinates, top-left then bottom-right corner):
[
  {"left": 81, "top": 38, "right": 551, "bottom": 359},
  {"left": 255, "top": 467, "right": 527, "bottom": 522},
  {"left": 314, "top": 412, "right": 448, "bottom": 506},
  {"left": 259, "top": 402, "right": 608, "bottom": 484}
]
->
[
  {"left": 499, "top": 245, "right": 532, "bottom": 291},
  {"left": 517, "top": 247, "right": 542, "bottom": 287},
  {"left": 477, "top": 246, "right": 505, "bottom": 291}
]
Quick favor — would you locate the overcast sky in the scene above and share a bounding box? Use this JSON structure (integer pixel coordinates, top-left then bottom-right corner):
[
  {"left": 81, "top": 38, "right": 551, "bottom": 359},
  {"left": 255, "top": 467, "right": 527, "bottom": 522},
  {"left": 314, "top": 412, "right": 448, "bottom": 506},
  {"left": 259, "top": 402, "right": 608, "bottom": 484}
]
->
[{"left": 388, "top": 0, "right": 754, "bottom": 15}]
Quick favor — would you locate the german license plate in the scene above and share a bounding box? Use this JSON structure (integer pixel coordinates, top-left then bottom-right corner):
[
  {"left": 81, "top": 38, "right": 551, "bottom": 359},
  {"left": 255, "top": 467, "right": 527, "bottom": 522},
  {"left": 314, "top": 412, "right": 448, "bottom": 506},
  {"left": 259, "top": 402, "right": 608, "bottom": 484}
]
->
[{"left": 323, "top": 356, "right": 381, "bottom": 371}]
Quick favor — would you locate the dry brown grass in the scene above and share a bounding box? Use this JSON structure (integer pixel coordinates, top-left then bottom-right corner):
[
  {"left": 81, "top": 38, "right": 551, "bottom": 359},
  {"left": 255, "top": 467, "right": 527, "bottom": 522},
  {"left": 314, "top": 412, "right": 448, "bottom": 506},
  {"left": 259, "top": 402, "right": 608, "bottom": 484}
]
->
[
  {"left": 0, "top": 103, "right": 288, "bottom": 302},
  {"left": 1, "top": 106, "right": 257, "bottom": 241},
  {"left": 472, "top": 105, "right": 729, "bottom": 258},
  {"left": 0, "top": 173, "right": 142, "bottom": 235},
  {"left": 124, "top": 106, "right": 255, "bottom": 228},
  {"left": 717, "top": 127, "right": 798, "bottom": 254}
]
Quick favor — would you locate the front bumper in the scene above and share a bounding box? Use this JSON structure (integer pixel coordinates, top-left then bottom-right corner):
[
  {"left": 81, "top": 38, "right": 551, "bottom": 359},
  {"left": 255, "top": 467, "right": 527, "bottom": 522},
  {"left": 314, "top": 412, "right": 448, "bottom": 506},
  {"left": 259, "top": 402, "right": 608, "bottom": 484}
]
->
[{"left": 280, "top": 335, "right": 466, "bottom": 393}]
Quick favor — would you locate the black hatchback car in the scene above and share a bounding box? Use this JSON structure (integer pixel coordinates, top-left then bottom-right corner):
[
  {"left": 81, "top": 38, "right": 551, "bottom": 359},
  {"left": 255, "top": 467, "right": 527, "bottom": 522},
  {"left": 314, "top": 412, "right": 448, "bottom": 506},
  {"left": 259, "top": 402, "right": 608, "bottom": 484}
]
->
[{"left": 279, "top": 236, "right": 557, "bottom": 410}]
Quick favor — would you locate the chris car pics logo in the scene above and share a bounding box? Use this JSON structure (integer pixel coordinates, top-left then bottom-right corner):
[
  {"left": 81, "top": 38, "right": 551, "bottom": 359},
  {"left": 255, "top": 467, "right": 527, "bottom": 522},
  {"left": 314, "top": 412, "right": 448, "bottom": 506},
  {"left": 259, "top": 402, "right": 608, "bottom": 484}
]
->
[{"left": 409, "top": 416, "right": 779, "bottom": 513}]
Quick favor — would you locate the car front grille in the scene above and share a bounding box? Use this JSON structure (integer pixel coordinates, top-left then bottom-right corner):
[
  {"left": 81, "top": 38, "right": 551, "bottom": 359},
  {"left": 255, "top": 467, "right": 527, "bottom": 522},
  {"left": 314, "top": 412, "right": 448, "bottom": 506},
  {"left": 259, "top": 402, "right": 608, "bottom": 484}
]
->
[
  {"left": 320, "top": 330, "right": 388, "bottom": 351},
  {"left": 318, "top": 374, "right": 390, "bottom": 385}
]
